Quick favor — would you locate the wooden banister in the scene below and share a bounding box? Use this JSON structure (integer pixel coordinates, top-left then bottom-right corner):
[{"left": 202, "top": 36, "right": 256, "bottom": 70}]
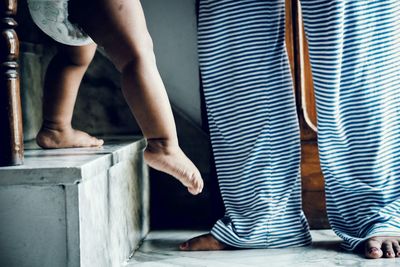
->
[{"left": 0, "top": 0, "right": 23, "bottom": 166}]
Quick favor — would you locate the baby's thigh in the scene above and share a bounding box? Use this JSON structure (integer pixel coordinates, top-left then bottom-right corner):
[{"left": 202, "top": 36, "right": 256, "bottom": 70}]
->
[{"left": 69, "top": 0, "right": 152, "bottom": 70}]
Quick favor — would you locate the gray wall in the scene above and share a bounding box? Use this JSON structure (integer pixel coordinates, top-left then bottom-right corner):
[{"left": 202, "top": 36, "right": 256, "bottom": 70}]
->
[{"left": 142, "top": 0, "right": 202, "bottom": 126}]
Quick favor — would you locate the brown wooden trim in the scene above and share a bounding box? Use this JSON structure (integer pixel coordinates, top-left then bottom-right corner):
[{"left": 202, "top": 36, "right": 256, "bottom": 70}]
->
[
  {"left": 285, "top": 0, "right": 295, "bottom": 84},
  {"left": 0, "top": 0, "right": 23, "bottom": 166},
  {"left": 290, "top": 1, "right": 318, "bottom": 141},
  {"left": 289, "top": 0, "right": 329, "bottom": 229}
]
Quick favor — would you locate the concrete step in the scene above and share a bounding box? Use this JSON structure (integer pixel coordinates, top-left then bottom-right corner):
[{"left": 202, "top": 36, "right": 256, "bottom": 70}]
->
[{"left": 0, "top": 137, "right": 149, "bottom": 267}]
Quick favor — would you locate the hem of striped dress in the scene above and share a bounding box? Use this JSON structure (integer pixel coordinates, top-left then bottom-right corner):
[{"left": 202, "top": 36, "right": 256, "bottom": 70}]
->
[{"left": 210, "top": 219, "right": 312, "bottom": 249}]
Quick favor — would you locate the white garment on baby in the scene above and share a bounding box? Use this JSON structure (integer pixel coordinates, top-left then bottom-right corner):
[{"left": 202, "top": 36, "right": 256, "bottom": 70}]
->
[{"left": 27, "top": 0, "right": 93, "bottom": 46}]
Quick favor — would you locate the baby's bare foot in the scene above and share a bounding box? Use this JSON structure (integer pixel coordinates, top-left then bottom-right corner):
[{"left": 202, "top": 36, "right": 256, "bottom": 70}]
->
[
  {"left": 36, "top": 125, "right": 104, "bottom": 149},
  {"left": 180, "top": 233, "right": 228, "bottom": 251},
  {"left": 144, "top": 139, "right": 204, "bottom": 195}
]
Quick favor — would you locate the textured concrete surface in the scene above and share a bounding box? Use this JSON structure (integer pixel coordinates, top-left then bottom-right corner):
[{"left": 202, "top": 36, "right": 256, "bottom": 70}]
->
[
  {"left": 19, "top": 42, "right": 45, "bottom": 141},
  {"left": 0, "top": 185, "right": 67, "bottom": 267},
  {"left": 0, "top": 138, "right": 146, "bottom": 185},
  {"left": 79, "top": 153, "right": 149, "bottom": 267},
  {"left": 0, "top": 138, "right": 149, "bottom": 267},
  {"left": 127, "top": 230, "right": 400, "bottom": 267}
]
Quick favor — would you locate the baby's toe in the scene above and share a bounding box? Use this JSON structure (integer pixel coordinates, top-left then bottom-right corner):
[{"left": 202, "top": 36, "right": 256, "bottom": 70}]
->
[
  {"left": 88, "top": 136, "right": 103, "bottom": 147},
  {"left": 188, "top": 186, "right": 200, "bottom": 195},
  {"left": 95, "top": 138, "right": 104, "bottom": 147}
]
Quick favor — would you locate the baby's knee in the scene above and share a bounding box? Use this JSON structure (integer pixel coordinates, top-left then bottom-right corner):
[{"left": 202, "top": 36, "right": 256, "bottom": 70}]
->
[
  {"left": 140, "top": 34, "right": 155, "bottom": 60},
  {"left": 132, "top": 34, "right": 156, "bottom": 68},
  {"left": 115, "top": 33, "right": 156, "bottom": 72}
]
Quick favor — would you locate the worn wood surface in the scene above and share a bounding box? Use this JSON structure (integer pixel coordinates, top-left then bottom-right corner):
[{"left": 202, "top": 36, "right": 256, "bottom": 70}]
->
[
  {"left": 0, "top": 0, "right": 23, "bottom": 166},
  {"left": 297, "top": 6, "right": 318, "bottom": 141},
  {"left": 301, "top": 143, "right": 330, "bottom": 228},
  {"left": 286, "top": 0, "right": 329, "bottom": 229}
]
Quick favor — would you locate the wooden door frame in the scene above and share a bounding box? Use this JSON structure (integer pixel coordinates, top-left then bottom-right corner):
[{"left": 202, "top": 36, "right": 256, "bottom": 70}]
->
[{"left": 287, "top": 0, "right": 330, "bottom": 229}]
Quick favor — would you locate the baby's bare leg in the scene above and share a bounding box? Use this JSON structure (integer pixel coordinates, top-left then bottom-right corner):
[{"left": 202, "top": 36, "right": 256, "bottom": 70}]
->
[
  {"left": 36, "top": 43, "right": 104, "bottom": 148},
  {"left": 70, "top": 0, "right": 203, "bottom": 195}
]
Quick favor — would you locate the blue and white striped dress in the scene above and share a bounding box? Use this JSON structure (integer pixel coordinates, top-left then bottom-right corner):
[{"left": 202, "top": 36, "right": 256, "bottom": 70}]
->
[{"left": 198, "top": 0, "right": 400, "bottom": 250}]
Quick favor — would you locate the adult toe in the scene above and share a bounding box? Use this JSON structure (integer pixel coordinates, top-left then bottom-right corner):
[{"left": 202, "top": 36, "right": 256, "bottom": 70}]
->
[
  {"left": 392, "top": 241, "right": 400, "bottom": 257},
  {"left": 179, "top": 235, "right": 202, "bottom": 251},
  {"left": 179, "top": 234, "right": 225, "bottom": 251},
  {"left": 382, "top": 241, "right": 396, "bottom": 258},
  {"left": 179, "top": 241, "right": 190, "bottom": 251},
  {"left": 365, "top": 238, "right": 383, "bottom": 259}
]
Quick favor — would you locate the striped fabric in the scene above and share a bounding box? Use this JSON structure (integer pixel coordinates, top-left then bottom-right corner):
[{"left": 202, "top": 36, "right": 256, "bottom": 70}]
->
[
  {"left": 302, "top": 0, "right": 400, "bottom": 250},
  {"left": 198, "top": 0, "right": 311, "bottom": 248},
  {"left": 198, "top": 0, "right": 400, "bottom": 250}
]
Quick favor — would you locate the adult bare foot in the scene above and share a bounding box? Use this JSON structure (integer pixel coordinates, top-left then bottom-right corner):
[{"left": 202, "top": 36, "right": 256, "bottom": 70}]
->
[
  {"left": 364, "top": 236, "right": 400, "bottom": 259},
  {"left": 36, "top": 125, "right": 104, "bottom": 149},
  {"left": 144, "top": 139, "right": 204, "bottom": 195},
  {"left": 179, "top": 233, "right": 228, "bottom": 251}
]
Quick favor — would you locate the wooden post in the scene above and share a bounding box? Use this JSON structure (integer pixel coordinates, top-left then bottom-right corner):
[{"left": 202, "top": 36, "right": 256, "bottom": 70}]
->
[
  {"left": 0, "top": 0, "right": 23, "bottom": 166},
  {"left": 289, "top": 0, "right": 329, "bottom": 229}
]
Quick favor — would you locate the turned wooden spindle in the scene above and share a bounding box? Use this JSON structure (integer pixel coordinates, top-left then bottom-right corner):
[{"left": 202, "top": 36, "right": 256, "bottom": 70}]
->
[{"left": 0, "top": 0, "right": 23, "bottom": 166}]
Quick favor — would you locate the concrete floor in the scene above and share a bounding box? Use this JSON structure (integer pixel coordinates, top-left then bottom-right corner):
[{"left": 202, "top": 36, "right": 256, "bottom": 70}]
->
[{"left": 126, "top": 230, "right": 400, "bottom": 267}]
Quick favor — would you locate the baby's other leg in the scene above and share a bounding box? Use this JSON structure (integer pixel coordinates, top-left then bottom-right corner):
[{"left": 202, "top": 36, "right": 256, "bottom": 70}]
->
[
  {"left": 36, "top": 43, "right": 104, "bottom": 148},
  {"left": 70, "top": 0, "right": 203, "bottom": 195}
]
